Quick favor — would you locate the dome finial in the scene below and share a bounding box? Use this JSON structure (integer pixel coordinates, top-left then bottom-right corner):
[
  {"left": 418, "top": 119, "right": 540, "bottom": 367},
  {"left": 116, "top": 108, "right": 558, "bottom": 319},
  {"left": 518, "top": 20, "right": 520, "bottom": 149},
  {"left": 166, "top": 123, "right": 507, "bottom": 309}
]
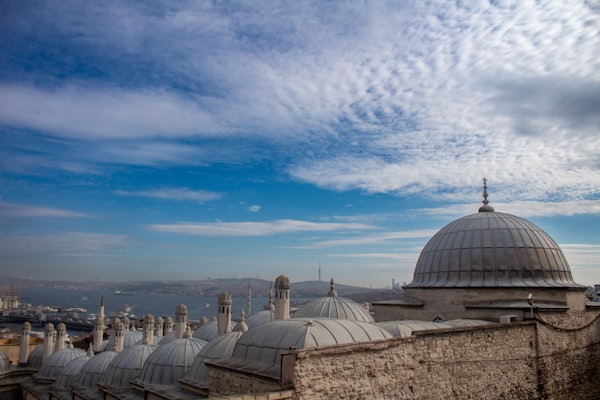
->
[
  {"left": 478, "top": 177, "right": 495, "bottom": 212},
  {"left": 328, "top": 277, "right": 337, "bottom": 297}
]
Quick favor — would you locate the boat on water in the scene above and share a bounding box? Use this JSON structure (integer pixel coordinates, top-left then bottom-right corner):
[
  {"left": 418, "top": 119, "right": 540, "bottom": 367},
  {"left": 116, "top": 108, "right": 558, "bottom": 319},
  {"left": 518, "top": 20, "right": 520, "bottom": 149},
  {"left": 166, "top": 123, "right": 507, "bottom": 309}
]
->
[{"left": 113, "top": 290, "right": 133, "bottom": 296}]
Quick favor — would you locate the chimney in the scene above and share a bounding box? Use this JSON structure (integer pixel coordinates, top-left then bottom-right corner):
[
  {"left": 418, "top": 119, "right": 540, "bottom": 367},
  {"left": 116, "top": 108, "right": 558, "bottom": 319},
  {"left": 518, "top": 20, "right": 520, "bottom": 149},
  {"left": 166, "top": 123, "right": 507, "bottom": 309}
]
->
[
  {"left": 18, "top": 322, "right": 31, "bottom": 366},
  {"left": 114, "top": 321, "right": 125, "bottom": 352},
  {"left": 217, "top": 292, "right": 232, "bottom": 336},
  {"left": 55, "top": 323, "right": 66, "bottom": 351},
  {"left": 175, "top": 304, "right": 188, "bottom": 339},
  {"left": 154, "top": 316, "right": 164, "bottom": 337},
  {"left": 42, "top": 323, "right": 56, "bottom": 363},
  {"left": 274, "top": 275, "right": 291, "bottom": 320},
  {"left": 143, "top": 314, "right": 155, "bottom": 345}
]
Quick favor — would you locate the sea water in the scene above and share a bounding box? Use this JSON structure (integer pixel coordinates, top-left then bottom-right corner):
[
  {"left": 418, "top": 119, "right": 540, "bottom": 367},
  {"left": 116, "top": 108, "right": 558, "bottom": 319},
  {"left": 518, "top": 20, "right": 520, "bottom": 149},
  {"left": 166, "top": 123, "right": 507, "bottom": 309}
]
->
[{"left": 14, "top": 286, "right": 269, "bottom": 321}]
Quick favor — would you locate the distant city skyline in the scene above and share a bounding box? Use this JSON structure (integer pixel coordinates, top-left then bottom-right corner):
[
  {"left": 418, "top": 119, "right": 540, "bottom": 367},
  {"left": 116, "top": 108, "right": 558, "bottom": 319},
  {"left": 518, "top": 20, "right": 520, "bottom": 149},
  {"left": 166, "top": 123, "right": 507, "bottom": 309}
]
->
[{"left": 0, "top": 1, "right": 599, "bottom": 288}]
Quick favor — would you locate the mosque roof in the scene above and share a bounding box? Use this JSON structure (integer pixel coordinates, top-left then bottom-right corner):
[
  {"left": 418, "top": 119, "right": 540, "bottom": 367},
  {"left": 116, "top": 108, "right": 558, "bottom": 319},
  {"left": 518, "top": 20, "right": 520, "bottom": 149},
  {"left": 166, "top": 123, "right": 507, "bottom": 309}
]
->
[
  {"left": 72, "top": 351, "right": 118, "bottom": 389},
  {"left": 192, "top": 319, "right": 219, "bottom": 341},
  {"left": 180, "top": 331, "right": 243, "bottom": 389},
  {"left": 135, "top": 337, "right": 207, "bottom": 387},
  {"left": 245, "top": 309, "right": 275, "bottom": 329},
  {"left": 100, "top": 344, "right": 158, "bottom": 389},
  {"left": 104, "top": 331, "right": 143, "bottom": 351},
  {"left": 50, "top": 354, "right": 92, "bottom": 390},
  {"left": 212, "top": 318, "right": 392, "bottom": 379},
  {"left": 294, "top": 279, "right": 374, "bottom": 323},
  {"left": 34, "top": 348, "right": 86, "bottom": 381},
  {"left": 408, "top": 179, "right": 581, "bottom": 289},
  {"left": 376, "top": 319, "right": 495, "bottom": 337},
  {"left": 27, "top": 346, "right": 43, "bottom": 370}
]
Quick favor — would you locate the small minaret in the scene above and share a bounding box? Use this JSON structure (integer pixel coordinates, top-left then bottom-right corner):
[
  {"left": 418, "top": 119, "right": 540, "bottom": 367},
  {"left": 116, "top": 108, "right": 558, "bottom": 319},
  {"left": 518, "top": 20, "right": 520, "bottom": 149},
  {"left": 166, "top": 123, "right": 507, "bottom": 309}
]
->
[
  {"left": 114, "top": 321, "right": 125, "bottom": 352},
  {"left": 274, "top": 275, "right": 291, "bottom": 320},
  {"left": 18, "top": 322, "right": 31, "bottom": 366},
  {"left": 217, "top": 292, "right": 232, "bottom": 336},
  {"left": 56, "top": 323, "right": 67, "bottom": 351},
  {"left": 92, "top": 313, "right": 104, "bottom": 353},
  {"left": 98, "top": 295, "right": 105, "bottom": 326},
  {"left": 164, "top": 317, "right": 174, "bottom": 334},
  {"left": 328, "top": 277, "right": 337, "bottom": 297},
  {"left": 42, "top": 323, "right": 56, "bottom": 363},
  {"left": 143, "top": 314, "right": 155, "bottom": 345},
  {"left": 234, "top": 309, "right": 248, "bottom": 332},
  {"left": 247, "top": 283, "right": 252, "bottom": 317},
  {"left": 175, "top": 304, "right": 188, "bottom": 339},
  {"left": 154, "top": 316, "right": 164, "bottom": 337}
]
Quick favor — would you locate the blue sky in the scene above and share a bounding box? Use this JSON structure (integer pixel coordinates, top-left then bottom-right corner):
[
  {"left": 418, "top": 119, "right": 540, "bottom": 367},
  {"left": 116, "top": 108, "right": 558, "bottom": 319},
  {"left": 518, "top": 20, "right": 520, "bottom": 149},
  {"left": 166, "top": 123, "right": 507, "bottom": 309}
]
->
[{"left": 0, "top": 1, "right": 599, "bottom": 288}]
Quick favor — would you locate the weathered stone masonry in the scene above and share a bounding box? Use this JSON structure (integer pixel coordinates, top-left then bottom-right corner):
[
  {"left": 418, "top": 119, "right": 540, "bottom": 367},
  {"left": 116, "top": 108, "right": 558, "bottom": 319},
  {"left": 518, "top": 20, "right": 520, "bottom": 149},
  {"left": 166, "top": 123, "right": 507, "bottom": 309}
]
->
[{"left": 208, "top": 312, "right": 600, "bottom": 400}]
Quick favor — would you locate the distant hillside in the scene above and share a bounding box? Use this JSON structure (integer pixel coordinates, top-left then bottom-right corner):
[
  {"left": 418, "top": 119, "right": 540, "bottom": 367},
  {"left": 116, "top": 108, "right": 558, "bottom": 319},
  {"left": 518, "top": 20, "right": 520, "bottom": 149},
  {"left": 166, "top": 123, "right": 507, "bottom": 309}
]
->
[{"left": 1, "top": 276, "right": 379, "bottom": 299}]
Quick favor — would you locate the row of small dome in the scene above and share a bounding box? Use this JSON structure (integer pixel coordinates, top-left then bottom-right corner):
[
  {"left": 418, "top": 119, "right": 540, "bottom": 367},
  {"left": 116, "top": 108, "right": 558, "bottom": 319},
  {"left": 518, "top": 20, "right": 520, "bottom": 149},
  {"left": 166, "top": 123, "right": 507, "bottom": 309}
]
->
[{"left": 16, "top": 277, "right": 492, "bottom": 397}]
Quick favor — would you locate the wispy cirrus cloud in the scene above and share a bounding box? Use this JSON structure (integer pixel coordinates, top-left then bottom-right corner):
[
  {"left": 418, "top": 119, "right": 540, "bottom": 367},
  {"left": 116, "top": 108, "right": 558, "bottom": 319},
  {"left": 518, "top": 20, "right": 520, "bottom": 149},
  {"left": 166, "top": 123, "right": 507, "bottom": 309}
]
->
[
  {"left": 0, "top": 201, "right": 89, "bottom": 218},
  {"left": 150, "top": 219, "right": 375, "bottom": 237},
  {"left": 115, "top": 188, "right": 222, "bottom": 204}
]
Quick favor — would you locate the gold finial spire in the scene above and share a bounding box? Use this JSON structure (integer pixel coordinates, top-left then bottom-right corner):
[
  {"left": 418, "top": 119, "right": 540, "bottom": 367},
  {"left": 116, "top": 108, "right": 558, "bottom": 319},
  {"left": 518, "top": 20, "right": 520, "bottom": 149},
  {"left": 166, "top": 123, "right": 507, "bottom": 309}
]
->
[{"left": 478, "top": 177, "right": 495, "bottom": 212}]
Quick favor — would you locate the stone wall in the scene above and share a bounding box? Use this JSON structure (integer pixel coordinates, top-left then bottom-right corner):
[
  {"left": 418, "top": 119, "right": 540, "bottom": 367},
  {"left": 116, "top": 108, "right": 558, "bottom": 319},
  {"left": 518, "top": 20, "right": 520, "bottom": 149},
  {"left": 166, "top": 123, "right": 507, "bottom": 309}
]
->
[
  {"left": 207, "top": 311, "right": 600, "bottom": 399},
  {"left": 292, "top": 323, "right": 537, "bottom": 400},
  {"left": 209, "top": 365, "right": 282, "bottom": 397},
  {"left": 535, "top": 312, "right": 600, "bottom": 399}
]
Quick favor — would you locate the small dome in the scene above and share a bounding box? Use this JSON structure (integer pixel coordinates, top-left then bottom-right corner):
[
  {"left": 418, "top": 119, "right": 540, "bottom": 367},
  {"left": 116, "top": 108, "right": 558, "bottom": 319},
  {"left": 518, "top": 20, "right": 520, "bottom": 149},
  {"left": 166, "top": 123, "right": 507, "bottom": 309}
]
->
[
  {"left": 73, "top": 351, "right": 118, "bottom": 389},
  {"left": 104, "top": 331, "right": 143, "bottom": 351},
  {"left": 245, "top": 309, "right": 275, "bottom": 329},
  {"left": 220, "top": 319, "right": 391, "bottom": 378},
  {"left": 27, "top": 346, "right": 44, "bottom": 369},
  {"left": 135, "top": 337, "right": 207, "bottom": 387},
  {"left": 192, "top": 319, "right": 219, "bottom": 341},
  {"left": 409, "top": 211, "right": 579, "bottom": 288},
  {"left": 158, "top": 331, "right": 176, "bottom": 345},
  {"left": 275, "top": 275, "right": 291, "bottom": 289},
  {"left": 180, "top": 331, "right": 243, "bottom": 389},
  {"left": 0, "top": 350, "right": 10, "bottom": 373},
  {"left": 294, "top": 296, "right": 374, "bottom": 323},
  {"left": 100, "top": 344, "right": 158, "bottom": 389},
  {"left": 51, "top": 355, "right": 92, "bottom": 390},
  {"left": 35, "top": 348, "right": 86, "bottom": 381}
]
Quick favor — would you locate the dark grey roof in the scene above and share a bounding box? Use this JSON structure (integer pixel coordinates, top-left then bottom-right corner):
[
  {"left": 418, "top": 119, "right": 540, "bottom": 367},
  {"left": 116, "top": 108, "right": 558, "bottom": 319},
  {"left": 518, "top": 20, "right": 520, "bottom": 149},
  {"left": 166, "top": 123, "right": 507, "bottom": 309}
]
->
[
  {"left": 35, "top": 348, "right": 86, "bottom": 381},
  {"left": 376, "top": 319, "right": 494, "bottom": 337},
  {"left": 27, "top": 345, "right": 43, "bottom": 370},
  {"left": 180, "top": 331, "right": 243, "bottom": 389},
  {"left": 72, "top": 351, "right": 118, "bottom": 389},
  {"left": 408, "top": 211, "right": 580, "bottom": 288},
  {"left": 213, "top": 318, "right": 392, "bottom": 379},
  {"left": 294, "top": 296, "right": 374, "bottom": 322},
  {"left": 100, "top": 344, "right": 158, "bottom": 389},
  {"left": 51, "top": 355, "right": 92, "bottom": 390},
  {"left": 104, "top": 331, "right": 143, "bottom": 351},
  {"left": 245, "top": 309, "right": 274, "bottom": 329},
  {"left": 135, "top": 337, "right": 207, "bottom": 387},
  {"left": 192, "top": 319, "right": 219, "bottom": 341}
]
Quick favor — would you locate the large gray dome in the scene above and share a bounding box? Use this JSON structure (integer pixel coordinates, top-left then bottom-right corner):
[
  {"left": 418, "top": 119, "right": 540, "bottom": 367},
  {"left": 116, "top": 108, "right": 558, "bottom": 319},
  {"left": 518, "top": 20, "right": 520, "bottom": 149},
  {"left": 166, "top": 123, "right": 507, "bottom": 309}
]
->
[{"left": 408, "top": 210, "right": 578, "bottom": 288}]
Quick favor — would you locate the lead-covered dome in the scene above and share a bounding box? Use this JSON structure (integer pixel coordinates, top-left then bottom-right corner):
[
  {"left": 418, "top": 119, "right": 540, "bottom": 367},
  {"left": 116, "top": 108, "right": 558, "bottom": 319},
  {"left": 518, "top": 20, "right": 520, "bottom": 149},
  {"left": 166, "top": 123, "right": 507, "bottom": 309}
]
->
[{"left": 409, "top": 183, "right": 578, "bottom": 288}]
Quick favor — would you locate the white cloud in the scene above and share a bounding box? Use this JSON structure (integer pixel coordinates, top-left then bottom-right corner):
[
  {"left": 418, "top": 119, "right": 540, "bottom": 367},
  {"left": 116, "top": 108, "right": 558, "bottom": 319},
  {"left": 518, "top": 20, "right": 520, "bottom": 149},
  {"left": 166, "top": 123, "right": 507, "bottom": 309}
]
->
[
  {"left": 115, "top": 188, "right": 222, "bottom": 204},
  {"left": 247, "top": 205, "right": 261, "bottom": 213},
  {"left": 1, "top": 1, "right": 599, "bottom": 201},
  {"left": 308, "top": 230, "right": 437, "bottom": 248},
  {"left": 419, "top": 200, "right": 600, "bottom": 218},
  {"left": 150, "top": 219, "right": 375, "bottom": 237},
  {"left": 0, "top": 201, "right": 89, "bottom": 218}
]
